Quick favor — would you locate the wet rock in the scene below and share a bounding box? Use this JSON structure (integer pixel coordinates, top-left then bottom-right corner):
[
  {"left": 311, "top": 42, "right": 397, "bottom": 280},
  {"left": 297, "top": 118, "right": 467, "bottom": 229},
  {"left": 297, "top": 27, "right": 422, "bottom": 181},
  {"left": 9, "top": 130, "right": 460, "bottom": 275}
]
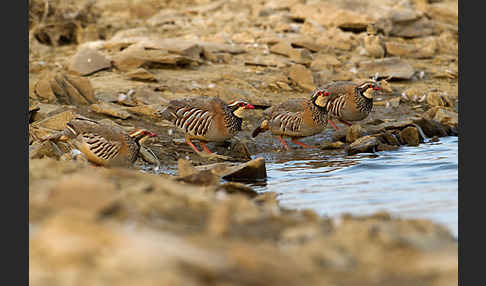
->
[
  {"left": 399, "top": 126, "right": 420, "bottom": 146},
  {"left": 376, "top": 143, "right": 399, "bottom": 152},
  {"left": 380, "top": 131, "right": 401, "bottom": 146},
  {"left": 90, "top": 102, "right": 131, "bottom": 119},
  {"left": 286, "top": 64, "right": 315, "bottom": 92},
  {"left": 125, "top": 68, "right": 157, "bottom": 82},
  {"left": 412, "top": 117, "right": 448, "bottom": 138},
  {"left": 319, "top": 141, "right": 345, "bottom": 150},
  {"left": 346, "top": 124, "right": 365, "bottom": 143},
  {"left": 196, "top": 157, "right": 267, "bottom": 183},
  {"left": 69, "top": 47, "right": 112, "bottom": 76},
  {"left": 218, "top": 182, "right": 258, "bottom": 198},
  {"left": 358, "top": 57, "right": 415, "bottom": 80},
  {"left": 331, "top": 128, "right": 348, "bottom": 142},
  {"left": 345, "top": 135, "right": 379, "bottom": 155}
]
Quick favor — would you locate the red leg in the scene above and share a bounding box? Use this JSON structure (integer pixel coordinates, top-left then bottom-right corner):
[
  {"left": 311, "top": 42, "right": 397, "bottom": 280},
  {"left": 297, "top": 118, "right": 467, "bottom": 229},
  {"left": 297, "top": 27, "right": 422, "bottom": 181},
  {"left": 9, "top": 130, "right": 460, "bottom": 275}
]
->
[
  {"left": 277, "top": 136, "right": 290, "bottom": 150},
  {"left": 339, "top": 119, "right": 353, "bottom": 126},
  {"left": 328, "top": 119, "right": 339, "bottom": 130},
  {"left": 185, "top": 137, "right": 202, "bottom": 153},
  {"left": 291, "top": 139, "right": 318, "bottom": 148},
  {"left": 199, "top": 142, "right": 213, "bottom": 154}
]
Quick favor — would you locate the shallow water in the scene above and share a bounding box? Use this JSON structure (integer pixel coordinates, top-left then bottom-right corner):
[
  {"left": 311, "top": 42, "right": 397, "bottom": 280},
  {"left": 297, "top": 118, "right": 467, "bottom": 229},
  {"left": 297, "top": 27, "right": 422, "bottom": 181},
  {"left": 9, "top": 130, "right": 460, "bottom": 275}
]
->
[{"left": 251, "top": 136, "right": 458, "bottom": 237}]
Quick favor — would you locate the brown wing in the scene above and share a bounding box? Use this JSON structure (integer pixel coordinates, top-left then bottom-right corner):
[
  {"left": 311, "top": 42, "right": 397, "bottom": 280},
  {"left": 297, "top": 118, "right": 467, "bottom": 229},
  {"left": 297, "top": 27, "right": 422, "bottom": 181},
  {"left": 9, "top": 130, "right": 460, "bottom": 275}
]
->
[
  {"left": 263, "top": 98, "right": 306, "bottom": 119},
  {"left": 76, "top": 133, "right": 123, "bottom": 166}
]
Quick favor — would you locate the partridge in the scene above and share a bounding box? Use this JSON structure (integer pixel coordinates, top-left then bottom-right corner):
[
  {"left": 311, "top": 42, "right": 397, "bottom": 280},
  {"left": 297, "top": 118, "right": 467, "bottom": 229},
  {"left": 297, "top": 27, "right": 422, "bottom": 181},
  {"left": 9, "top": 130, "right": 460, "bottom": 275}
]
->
[
  {"left": 155, "top": 96, "right": 255, "bottom": 158},
  {"left": 323, "top": 80, "right": 382, "bottom": 130},
  {"left": 251, "top": 88, "right": 331, "bottom": 150},
  {"left": 43, "top": 117, "right": 157, "bottom": 167}
]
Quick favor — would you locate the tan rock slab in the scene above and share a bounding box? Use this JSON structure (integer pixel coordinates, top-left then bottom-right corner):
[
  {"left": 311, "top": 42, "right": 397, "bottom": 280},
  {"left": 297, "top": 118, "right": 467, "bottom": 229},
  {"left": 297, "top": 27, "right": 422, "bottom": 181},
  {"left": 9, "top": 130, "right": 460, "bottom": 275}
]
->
[
  {"left": 358, "top": 57, "right": 415, "bottom": 80},
  {"left": 90, "top": 102, "right": 132, "bottom": 119},
  {"left": 69, "top": 47, "right": 112, "bottom": 76},
  {"left": 287, "top": 64, "right": 315, "bottom": 92}
]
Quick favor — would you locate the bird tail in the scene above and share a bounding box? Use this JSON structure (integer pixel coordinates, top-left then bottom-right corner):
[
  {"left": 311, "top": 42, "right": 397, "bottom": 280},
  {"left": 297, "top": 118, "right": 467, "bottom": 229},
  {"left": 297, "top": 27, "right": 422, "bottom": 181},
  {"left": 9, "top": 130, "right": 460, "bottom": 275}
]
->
[{"left": 252, "top": 120, "right": 269, "bottom": 138}]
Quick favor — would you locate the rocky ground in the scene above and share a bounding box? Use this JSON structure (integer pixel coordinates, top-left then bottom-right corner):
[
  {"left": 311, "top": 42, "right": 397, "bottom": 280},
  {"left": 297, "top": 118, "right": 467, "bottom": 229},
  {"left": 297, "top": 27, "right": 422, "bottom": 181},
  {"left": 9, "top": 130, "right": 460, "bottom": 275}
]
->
[{"left": 29, "top": 0, "right": 458, "bottom": 285}]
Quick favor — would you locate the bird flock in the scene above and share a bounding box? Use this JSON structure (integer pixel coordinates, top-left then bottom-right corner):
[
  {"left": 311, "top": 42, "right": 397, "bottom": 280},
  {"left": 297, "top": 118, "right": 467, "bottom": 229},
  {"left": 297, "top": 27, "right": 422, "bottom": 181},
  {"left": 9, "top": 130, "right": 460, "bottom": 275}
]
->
[{"left": 42, "top": 79, "right": 382, "bottom": 167}]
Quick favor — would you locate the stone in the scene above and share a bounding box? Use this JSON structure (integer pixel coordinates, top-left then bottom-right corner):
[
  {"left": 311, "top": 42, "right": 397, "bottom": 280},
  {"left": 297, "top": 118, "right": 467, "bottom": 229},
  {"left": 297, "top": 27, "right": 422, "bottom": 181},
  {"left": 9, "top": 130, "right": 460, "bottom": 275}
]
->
[
  {"left": 48, "top": 173, "right": 119, "bottom": 215},
  {"left": 218, "top": 182, "right": 258, "bottom": 198},
  {"left": 69, "top": 47, "right": 112, "bottom": 76},
  {"left": 345, "top": 135, "right": 379, "bottom": 155},
  {"left": 270, "top": 41, "right": 295, "bottom": 57},
  {"left": 90, "top": 102, "right": 132, "bottom": 119},
  {"left": 424, "top": 107, "right": 458, "bottom": 129},
  {"left": 412, "top": 117, "right": 448, "bottom": 138},
  {"left": 390, "top": 16, "right": 436, "bottom": 38},
  {"left": 29, "top": 141, "right": 64, "bottom": 159},
  {"left": 31, "top": 110, "right": 77, "bottom": 131},
  {"left": 399, "top": 126, "right": 420, "bottom": 146},
  {"left": 310, "top": 54, "right": 341, "bottom": 71},
  {"left": 346, "top": 124, "right": 365, "bottom": 143},
  {"left": 126, "top": 68, "right": 157, "bottom": 82},
  {"left": 363, "top": 35, "right": 385, "bottom": 58},
  {"left": 358, "top": 58, "right": 415, "bottom": 80},
  {"left": 34, "top": 72, "right": 98, "bottom": 105},
  {"left": 426, "top": 92, "right": 455, "bottom": 108},
  {"left": 287, "top": 64, "right": 315, "bottom": 92},
  {"left": 112, "top": 43, "right": 197, "bottom": 72},
  {"left": 195, "top": 157, "right": 267, "bottom": 183},
  {"left": 319, "top": 141, "right": 345, "bottom": 150},
  {"left": 385, "top": 40, "right": 437, "bottom": 59}
]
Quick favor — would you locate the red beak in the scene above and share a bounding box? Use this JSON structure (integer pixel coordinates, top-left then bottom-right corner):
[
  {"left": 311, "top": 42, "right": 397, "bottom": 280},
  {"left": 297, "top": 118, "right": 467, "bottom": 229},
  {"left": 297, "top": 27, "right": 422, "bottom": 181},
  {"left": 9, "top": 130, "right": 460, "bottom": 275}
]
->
[
  {"left": 373, "top": 87, "right": 382, "bottom": 91},
  {"left": 245, "top": 104, "right": 255, "bottom": 109},
  {"left": 149, "top": 132, "right": 157, "bottom": 137}
]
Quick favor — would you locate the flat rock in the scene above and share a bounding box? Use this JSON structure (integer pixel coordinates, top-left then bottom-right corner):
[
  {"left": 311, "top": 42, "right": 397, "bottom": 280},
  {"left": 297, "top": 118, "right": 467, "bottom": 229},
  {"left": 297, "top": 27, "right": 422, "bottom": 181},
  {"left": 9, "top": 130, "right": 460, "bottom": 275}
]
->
[
  {"left": 345, "top": 135, "right": 379, "bottom": 155},
  {"left": 125, "top": 68, "right": 157, "bottom": 82},
  {"left": 358, "top": 57, "right": 415, "bottom": 80},
  {"left": 287, "top": 64, "right": 315, "bottom": 92},
  {"left": 69, "top": 47, "right": 112, "bottom": 76},
  {"left": 31, "top": 110, "right": 77, "bottom": 131},
  {"left": 390, "top": 16, "right": 436, "bottom": 38},
  {"left": 218, "top": 182, "right": 258, "bottom": 198},
  {"left": 195, "top": 157, "right": 267, "bottom": 183},
  {"left": 112, "top": 43, "right": 198, "bottom": 71},
  {"left": 90, "top": 102, "right": 131, "bottom": 119}
]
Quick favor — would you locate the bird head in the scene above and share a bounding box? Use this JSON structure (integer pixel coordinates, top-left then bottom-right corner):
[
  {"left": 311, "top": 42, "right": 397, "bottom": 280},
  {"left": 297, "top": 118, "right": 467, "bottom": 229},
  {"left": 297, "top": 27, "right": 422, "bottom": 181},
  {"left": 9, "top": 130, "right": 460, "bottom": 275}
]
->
[
  {"left": 129, "top": 128, "right": 157, "bottom": 144},
  {"left": 228, "top": 100, "right": 255, "bottom": 118},
  {"left": 357, "top": 81, "right": 382, "bottom": 99},
  {"left": 311, "top": 87, "right": 332, "bottom": 108}
]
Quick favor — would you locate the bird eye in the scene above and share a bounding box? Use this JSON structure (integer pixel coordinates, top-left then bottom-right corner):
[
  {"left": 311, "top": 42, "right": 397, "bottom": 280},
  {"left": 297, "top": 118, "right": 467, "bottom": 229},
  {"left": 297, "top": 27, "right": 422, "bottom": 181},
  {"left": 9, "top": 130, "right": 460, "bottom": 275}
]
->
[{"left": 239, "top": 102, "right": 245, "bottom": 107}]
